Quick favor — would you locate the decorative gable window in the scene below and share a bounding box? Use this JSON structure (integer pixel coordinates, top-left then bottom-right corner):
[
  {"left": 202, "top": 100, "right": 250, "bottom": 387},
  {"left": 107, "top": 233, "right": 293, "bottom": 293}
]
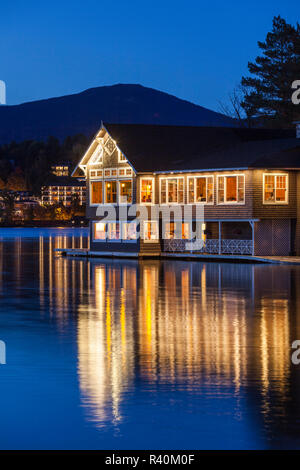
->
[
  {"left": 217, "top": 175, "right": 245, "bottom": 204},
  {"left": 160, "top": 177, "right": 184, "bottom": 204},
  {"left": 104, "top": 137, "right": 116, "bottom": 155},
  {"left": 188, "top": 176, "right": 213, "bottom": 204},
  {"left": 263, "top": 174, "right": 288, "bottom": 204}
]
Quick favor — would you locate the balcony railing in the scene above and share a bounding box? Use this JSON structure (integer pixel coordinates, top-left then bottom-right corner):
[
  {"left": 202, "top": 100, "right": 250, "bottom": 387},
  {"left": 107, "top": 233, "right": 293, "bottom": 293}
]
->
[{"left": 163, "top": 239, "right": 253, "bottom": 255}]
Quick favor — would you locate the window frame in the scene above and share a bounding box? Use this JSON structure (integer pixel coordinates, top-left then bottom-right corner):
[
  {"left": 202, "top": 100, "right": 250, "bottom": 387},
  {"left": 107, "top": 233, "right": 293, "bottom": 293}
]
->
[
  {"left": 140, "top": 177, "right": 155, "bottom": 205},
  {"left": 163, "top": 220, "right": 191, "bottom": 240},
  {"left": 217, "top": 174, "right": 245, "bottom": 205},
  {"left": 90, "top": 169, "right": 103, "bottom": 179},
  {"left": 92, "top": 221, "right": 107, "bottom": 242},
  {"left": 92, "top": 220, "right": 138, "bottom": 243},
  {"left": 187, "top": 175, "right": 214, "bottom": 205},
  {"left": 119, "top": 179, "right": 133, "bottom": 205},
  {"left": 263, "top": 173, "right": 289, "bottom": 205},
  {"left": 89, "top": 180, "right": 103, "bottom": 206},
  {"left": 143, "top": 220, "right": 159, "bottom": 243},
  {"left": 159, "top": 176, "right": 185, "bottom": 205}
]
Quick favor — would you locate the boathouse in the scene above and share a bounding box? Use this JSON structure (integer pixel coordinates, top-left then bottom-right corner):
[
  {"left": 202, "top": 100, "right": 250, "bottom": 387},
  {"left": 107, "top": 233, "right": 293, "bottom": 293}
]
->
[{"left": 72, "top": 122, "right": 300, "bottom": 257}]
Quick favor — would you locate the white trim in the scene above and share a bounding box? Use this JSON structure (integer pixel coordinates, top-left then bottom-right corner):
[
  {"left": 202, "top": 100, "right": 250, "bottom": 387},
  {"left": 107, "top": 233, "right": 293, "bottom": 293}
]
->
[
  {"left": 159, "top": 176, "right": 185, "bottom": 205},
  {"left": 187, "top": 175, "right": 214, "bottom": 205},
  {"left": 140, "top": 176, "right": 155, "bottom": 205},
  {"left": 217, "top": 174, "right": 245, "bottom": 205},
  {"left": 263, "top": 172, "right": 289, "bottom": 205}
]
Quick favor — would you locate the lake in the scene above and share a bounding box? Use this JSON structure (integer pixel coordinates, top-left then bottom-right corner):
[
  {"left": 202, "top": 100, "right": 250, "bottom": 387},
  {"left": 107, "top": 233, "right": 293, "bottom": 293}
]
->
[{"left": 0, "top": 227, "right": 300, "bottom": 449}]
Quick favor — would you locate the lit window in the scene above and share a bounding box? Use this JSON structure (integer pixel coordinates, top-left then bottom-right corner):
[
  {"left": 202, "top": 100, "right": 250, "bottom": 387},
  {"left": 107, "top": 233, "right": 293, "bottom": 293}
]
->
[
  {"left": 164, "top": 222, "right": 190, "bottom": 239},
  {"left": 123, "top": 222, "right": 137, "bottom": 240},
  {"left": 119, "top": 168, "right": 126, "bottom": 176},
  {"left": 119, "top": 150, "right": 127, "bottom": 162},
  {"left": 107, "top": 222, "right": 120, "bottom": 240},
  {"left": 144, "top": 221, "right": 159, "bottom": 242},
  {"left": 264, "top": 174, "right": 288, "bottom": 203},
  {"left": 90, "top": 181, "right": 103, "bottom": 204},
  {"left": 105, "top": 181, "right": 117, "bottom": 203},
  {"left": 218, "top": 175, "right": 244, "bottom": 204},
  {"left": 119, "top": 180, "right": 132, "bottom": 204},
  {"left": 160, "top": 178, "right": 184, "bottom": 204},
  {"left": 188, "top": 176, "right": 213, "bottom": 203},
  {"left": 94, "top": 222, "right": 106, "bottom": 240},
  {"left": 104, "top": 169, "right": 111, "bottom": 177},
  {"left": 141, "top": 178, "right": 154, "bottom": 204},
  {"left": 126, "top": 168, "right": 132, "bottom": 176},
  {"left": 90, "top": 169, "right": 103, "bottom": 179},
  {"left": 111, "top": 169, "right": 117, "bottom": 176}
]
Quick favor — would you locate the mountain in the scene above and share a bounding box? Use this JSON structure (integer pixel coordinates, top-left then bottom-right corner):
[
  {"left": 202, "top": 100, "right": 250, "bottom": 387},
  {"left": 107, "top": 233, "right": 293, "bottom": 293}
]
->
[{"left": 0, "top": 84, "right": 235, "bottom": 144}]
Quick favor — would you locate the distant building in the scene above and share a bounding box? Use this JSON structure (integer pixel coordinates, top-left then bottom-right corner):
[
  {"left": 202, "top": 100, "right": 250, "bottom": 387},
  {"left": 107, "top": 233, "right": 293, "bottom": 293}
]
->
[
  {"left": 41, "top": 177, "right": 86, "bottom": 207},
  {"left": 51, "top": 161, "right": 72, "bottom": 177}
]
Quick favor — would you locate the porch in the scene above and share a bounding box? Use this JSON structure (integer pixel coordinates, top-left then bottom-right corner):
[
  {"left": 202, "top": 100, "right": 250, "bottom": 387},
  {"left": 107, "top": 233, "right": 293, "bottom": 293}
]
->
[{"left": 163, "top": 220, "right": 258, "bottom": 256}]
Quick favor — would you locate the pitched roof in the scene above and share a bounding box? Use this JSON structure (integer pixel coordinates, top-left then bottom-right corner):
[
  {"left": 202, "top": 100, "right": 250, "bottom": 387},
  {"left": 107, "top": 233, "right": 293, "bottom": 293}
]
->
[{"left": 103, "top": 123, "right": 300, "bottom": 172}]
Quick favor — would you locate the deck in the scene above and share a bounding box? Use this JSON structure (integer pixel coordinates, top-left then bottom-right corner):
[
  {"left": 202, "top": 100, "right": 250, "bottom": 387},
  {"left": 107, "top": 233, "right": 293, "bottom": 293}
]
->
[{"left": 54, "top": 248, "right": 300, "bottom": 265}]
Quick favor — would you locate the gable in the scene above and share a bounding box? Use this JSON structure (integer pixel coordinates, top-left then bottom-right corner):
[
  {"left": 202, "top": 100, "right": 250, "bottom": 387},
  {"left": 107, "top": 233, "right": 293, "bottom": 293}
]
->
[{"left": 72, "top": 124, "right": 134, "bottom": 177}]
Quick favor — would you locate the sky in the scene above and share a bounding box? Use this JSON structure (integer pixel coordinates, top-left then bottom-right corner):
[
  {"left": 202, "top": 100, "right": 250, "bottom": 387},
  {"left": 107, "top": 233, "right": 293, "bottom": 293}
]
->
[{"left": 0, "top": 0, "right": 299, "bottom": 112}]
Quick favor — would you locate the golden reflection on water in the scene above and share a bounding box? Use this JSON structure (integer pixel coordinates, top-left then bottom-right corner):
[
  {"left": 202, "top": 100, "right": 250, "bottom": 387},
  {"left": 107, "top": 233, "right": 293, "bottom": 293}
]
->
[{"left": 32, "top": 234, "right": 300, "bottom": 427}]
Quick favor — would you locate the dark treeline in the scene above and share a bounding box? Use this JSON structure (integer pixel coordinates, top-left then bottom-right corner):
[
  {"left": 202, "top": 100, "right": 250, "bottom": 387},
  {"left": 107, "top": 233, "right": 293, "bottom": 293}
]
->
[{"left": 0, "top": 133, "right": 90, "bottom": 194}]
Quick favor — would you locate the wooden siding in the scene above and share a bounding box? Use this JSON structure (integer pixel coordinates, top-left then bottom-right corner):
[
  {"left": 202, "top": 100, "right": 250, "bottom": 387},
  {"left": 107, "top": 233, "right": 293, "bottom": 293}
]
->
[{"left": 252, "top": 169, "right": 297, "bottom": 219}]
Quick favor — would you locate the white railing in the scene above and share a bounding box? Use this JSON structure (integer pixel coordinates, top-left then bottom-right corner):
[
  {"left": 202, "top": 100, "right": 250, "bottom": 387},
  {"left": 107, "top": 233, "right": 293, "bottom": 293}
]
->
[
  {"left": 163, "top": 239, "right": 253, "bottom": 255},
  {"left": 221, "top": 239, "right": 253, "bottom": 255}
]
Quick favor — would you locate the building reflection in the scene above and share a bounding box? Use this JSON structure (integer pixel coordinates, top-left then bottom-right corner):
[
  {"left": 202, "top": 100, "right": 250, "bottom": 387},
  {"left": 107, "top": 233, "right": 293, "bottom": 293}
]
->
[{"left": 4, "top": 232, "right": 297, "bottom": 438}]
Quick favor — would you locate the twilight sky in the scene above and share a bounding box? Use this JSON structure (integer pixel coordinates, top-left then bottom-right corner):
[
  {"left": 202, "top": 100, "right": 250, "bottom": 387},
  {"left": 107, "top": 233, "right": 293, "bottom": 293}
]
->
[{"left": 0, "top": 0, "right": 298, "bottom": 111}]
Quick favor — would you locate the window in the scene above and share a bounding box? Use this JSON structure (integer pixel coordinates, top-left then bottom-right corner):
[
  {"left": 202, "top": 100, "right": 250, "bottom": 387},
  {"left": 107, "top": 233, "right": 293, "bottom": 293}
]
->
[
  {"left": 93, "top": 222, "right": 106, "bottom": 240},
  {"left": 90, "top": 181, "right": 103, "bottom": 204},
  {"left": 126, "top": 168, "right": 132, "bottom": 176},
  {"left": 164, "top": 222, "right": 190, "bottom": 239},
  {"left": 140, "top": 178, "right": 154, "bottom": 204},
  {"left": 160, "top": 177, "right": 184, "bottom": 204},
  {"left": 105, "top": 181, "right": 117, "bottom": 203},
  {"left": 144, "top": 221, "right": 159, "bottom": 242},
  {"left": 122, "top": 222, "right": 137, "bottom": 241},
  {"left": 263, "top": 174, "right": 288, "bottom": 204},
  {"left": 118, "top": 168, "right": 126, "bottom": 177},
  {"left": 90, "top": 169, "right": 103, "bottom": 179},
  {"left": 188, "top": 176, "right": 213, "bottom": 203},
  {"left": 111, "top": 169, "right": 117, "bottom": 177},
  {"left": 104, "top": 169, "right": 111, "bottom": 177},
  {"left": 119, "top": 180, "right": 132, "bottom": 204},
  {"left": 218, "top": 175, "right": 245, "bottom": 204},
  {"left": 107, "top": 222, "right": 120, "bottom": 241},
  {"left": 119, "top": 150, "right": 127, "bottom": 162}
]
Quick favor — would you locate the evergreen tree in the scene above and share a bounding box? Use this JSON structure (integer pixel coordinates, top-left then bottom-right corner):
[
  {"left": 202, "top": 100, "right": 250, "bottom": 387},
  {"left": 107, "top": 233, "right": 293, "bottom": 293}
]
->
[{"left": 241, "top": 16, "right": 300, "bottom": 127}]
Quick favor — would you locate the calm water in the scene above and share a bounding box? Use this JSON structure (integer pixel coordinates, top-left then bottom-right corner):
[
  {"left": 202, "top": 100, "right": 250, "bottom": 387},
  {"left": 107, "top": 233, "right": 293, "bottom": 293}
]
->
[{"left": 0, "top": 228, "right": 300, "bottom": 449}]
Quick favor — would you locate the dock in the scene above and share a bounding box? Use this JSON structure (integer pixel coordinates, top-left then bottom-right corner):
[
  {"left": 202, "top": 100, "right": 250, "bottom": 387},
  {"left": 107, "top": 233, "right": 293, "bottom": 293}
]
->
[{"left": 54, "top": 248, "right": 300, "bottom": 265}]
